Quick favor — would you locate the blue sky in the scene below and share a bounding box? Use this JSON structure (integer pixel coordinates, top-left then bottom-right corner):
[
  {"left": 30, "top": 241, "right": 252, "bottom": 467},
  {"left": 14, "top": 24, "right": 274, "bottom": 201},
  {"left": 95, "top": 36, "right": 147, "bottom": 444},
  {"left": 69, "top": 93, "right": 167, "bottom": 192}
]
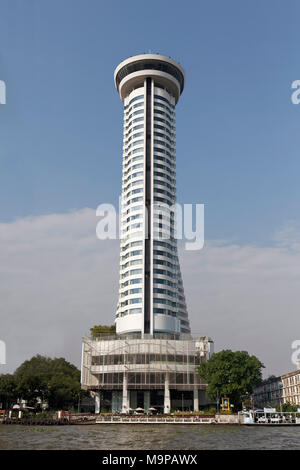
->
[
  {"left": 1, "top": 0, "right": 300, "bottom": 374},
  {"left": 1, "top": 0, "right": 299, "bottom": 242}
]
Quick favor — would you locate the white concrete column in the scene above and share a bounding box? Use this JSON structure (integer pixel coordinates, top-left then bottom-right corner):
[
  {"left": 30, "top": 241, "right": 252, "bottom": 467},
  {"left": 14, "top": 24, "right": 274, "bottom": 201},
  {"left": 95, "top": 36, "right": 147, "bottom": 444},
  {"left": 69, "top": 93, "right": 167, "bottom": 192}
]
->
[
  {"left": 193, "top": 388, "right": 199, "bottom": 412},
  {"left": 122, "top": 373, "right": 129, "bottom": 414},
  {"left": 164, "top": 373, "right": 170, "bottom": 414},
  {"left": 144, "top": 391, "right": 150, "bottom": 413},
  {"left": 95, "top": 392, "right": 101, "bottom": 414}
]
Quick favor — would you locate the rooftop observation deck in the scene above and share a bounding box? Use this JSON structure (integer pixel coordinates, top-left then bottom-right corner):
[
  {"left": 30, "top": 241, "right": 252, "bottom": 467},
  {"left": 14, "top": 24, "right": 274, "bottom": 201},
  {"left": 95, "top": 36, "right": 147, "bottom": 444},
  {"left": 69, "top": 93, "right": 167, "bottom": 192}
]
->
[{"left": 114, "top": 54, "right": 185, "bottom": 103}]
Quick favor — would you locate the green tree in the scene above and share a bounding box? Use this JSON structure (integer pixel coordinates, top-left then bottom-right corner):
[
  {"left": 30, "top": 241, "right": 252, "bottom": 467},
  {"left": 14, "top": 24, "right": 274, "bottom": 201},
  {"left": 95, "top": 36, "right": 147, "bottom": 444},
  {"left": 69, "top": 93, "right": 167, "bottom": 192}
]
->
[
  {"left": 90, "top": 324, "right": 116, "bottom": 338},
  {"left": 0, "top": 374, "right": 18, "bottom": 409},
  {"left": 14, "top": 355, "right": 53, "bottom": 406},
  {"left": 47, "top": 358, "right": 81, "bottom": 409},
  {"left": 197, "top": 350, "right": 264, "bottom": 410},
  {"left": 14, "top": 355, "right": 83, "bottom": 410},
  {"left": 281, "top": 402, "right": 298, "bottom": 412}
]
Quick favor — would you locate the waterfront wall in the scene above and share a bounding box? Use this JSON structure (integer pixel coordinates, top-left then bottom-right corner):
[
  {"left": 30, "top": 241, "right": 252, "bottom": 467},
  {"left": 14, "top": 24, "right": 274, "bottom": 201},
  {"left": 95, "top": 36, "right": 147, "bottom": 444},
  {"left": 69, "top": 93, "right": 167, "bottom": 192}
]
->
[{"left": 215, "top": 414, "right": 239, "bottom": 424}]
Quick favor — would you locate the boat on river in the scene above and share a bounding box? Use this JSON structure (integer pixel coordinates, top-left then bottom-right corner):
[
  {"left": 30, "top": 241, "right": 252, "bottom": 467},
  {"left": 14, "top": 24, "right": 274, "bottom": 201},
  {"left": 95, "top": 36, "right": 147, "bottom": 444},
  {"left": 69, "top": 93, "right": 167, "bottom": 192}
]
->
[{"left": 239, "top": 408, "right": 300, "bottom": 425}]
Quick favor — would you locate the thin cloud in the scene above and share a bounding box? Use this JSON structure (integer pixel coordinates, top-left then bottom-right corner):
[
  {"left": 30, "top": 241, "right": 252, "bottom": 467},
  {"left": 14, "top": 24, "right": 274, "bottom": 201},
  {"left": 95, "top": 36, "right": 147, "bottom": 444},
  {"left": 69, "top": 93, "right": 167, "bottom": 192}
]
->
[{"left": 0, "top": 210, "right": 299, "bottom": 377}]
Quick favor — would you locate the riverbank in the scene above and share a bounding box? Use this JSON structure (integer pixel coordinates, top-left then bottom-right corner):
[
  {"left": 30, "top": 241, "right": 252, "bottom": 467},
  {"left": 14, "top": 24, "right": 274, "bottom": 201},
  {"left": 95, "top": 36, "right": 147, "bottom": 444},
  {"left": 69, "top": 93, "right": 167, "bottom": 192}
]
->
[
  {"left": 2, "top": 412, "right": 299, "bottom": 426},
  {"left": 0, "top": 412, "right": 96, "bottom": 426},
  {"left": 0, "top": 412, "right": 237, "bottom": 426}
]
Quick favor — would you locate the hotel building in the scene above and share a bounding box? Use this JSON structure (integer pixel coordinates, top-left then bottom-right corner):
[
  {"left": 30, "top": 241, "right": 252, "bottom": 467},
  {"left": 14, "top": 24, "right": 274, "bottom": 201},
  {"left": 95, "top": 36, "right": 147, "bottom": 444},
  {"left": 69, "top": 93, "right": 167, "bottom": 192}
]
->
[{"left": 81, "top": 54, "right": 213, "bottom": 413}]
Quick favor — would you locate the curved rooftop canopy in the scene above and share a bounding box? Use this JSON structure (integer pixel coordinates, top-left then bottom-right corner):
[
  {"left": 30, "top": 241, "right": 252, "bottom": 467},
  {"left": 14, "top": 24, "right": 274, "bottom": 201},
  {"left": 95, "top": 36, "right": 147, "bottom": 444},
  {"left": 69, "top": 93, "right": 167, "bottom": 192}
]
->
[{"left": 114, "top": 54, "right": 185, "bottom": 104}]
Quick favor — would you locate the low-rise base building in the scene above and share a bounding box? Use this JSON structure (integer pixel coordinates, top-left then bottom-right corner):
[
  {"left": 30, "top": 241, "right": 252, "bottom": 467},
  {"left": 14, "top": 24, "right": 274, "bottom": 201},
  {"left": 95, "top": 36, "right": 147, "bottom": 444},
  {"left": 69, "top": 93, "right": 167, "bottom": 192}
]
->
[{"left": 81, "top": 334, "right": 213, "bottom": 414}]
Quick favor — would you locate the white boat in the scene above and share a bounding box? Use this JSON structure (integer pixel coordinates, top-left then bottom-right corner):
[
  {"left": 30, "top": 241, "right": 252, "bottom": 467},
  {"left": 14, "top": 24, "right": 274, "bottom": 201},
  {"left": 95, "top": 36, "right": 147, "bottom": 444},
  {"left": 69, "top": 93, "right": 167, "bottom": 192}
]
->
[{"left": 239, "top": 409, "right": 300, "bottom": 425}]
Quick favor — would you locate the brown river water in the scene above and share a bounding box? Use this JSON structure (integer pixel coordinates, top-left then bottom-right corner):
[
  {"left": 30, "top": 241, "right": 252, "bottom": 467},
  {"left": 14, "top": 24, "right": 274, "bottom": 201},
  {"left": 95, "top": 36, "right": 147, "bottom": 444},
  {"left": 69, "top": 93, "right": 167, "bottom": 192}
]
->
[{"left": 1, "top": 424, "right": 300, "bottom": 450}]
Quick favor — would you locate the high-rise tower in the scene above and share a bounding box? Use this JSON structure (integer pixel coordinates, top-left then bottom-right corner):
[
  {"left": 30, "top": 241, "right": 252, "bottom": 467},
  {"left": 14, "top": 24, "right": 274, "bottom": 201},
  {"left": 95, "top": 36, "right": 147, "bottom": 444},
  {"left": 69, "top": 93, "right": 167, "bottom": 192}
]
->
[
  {"left": 114, "top": 54, "right": 191, "bottom": 336},
  {"left": 81, "top": 54, "right": 213, "bottom": 414}
]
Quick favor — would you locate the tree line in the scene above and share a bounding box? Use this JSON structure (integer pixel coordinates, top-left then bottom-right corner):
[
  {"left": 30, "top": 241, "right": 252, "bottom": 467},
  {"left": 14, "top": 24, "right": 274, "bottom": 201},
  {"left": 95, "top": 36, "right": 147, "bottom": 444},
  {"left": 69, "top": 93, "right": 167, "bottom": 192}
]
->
[
  {"left": 0, "top": 355, "right": 84, "bottom": 410},
  {"left": 1, "top": 346, "right": 295, "bottom": 413}
]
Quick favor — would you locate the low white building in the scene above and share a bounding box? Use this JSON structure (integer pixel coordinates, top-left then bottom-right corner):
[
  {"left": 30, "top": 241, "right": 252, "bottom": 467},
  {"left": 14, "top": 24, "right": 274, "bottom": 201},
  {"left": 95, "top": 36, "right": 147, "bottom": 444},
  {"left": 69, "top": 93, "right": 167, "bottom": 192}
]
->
[{"left": 81, "top": 334, "right": 213, "bottom": 414}]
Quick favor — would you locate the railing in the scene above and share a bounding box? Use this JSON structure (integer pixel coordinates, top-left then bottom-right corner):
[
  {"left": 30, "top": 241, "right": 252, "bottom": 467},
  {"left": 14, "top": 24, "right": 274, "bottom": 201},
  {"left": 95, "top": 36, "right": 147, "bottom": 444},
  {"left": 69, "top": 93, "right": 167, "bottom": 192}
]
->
[
  {"left": 84, "top": 334, "right": 213, "bottom": 342},
  {"left": 95, "top": 416, "right": 216, "bottom": 424}
]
